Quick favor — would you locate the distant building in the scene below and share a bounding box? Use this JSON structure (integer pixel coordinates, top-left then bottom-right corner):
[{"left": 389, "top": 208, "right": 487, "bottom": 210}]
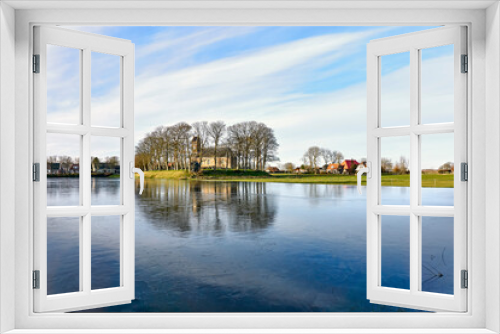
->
[
  {"left": 341, "top": 159, "right": 359, "bottom": 174},
  {"left": 191, "top": 137, "right": 237, "bottom": 169},
  {"left": 326, "top": 163, "right": 340, "bottom": 174},
  {"left": 70, "top": 164, "right": 79, "bottom": 174},
  {"left": 438, "top": 163, "right": 454, "bottom": 174},
  {"left": 95, "top": 163, "right": 120, "bottom": 174},
  {"left": 265, "top": 166, "right": 280, "bottom": 173},
  {"left": 47, "top": 162, "right": 81, "bottom": 175},
  {"left": 47, "top": 162, "right": 61, "bottom": 175},
  {"left": 294, "top": 167, "right": 307, "bottom": 174}
]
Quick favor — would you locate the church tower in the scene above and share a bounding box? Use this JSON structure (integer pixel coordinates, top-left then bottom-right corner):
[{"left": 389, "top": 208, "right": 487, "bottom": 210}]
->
[{"left": 191, "top": 137, "right": 201, "bottom": 162}]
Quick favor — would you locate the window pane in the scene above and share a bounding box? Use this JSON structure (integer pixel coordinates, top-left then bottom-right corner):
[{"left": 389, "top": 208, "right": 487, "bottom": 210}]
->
[
  {"left": 381, "top": 215, "right": 410, "bottom": 290},
  {"left": 421, "top": 217, "right": 454, "bottom": 295},
  {"left": 91, "top": 52, "right": 121, "bottom": 128},
  {"left": 47, "top": 133, "right": 80, "bottom": 206},
  {"left": 421, "top": 45, "right": 454, "bottom": 124},
  {"left": 381, "top": 136, "right": 410, "bottom": 205},
  {"left": 47, "top": 217, "right": 80, "bottom": 295},
  {"left": 91, "top": 216, "right": 121, "bottom": 290},
  {"left": 421, "top": 133, "right": 454, "bottom": 206},
  {"left": 380, "top": 52, "right": 410, "bottom": 128},
  {"left": 47, "top": 45, "right": 81, "bottom": 125},
  {"left": 91, "top": 136, "right": 121, "bottom": 206}
]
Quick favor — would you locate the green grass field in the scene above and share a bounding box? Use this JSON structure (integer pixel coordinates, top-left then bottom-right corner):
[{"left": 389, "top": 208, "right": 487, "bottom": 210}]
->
[{"left": 141, "top": 170, "right": 454, "bottom": 188}]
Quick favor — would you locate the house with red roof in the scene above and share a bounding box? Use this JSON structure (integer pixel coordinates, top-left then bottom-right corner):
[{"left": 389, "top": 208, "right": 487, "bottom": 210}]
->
[
  {"left": 265, "top": 166, "right": 280, "bottom": 173},
  {"left": 340, "top": 159, "right": 359, "bottom": 175}
]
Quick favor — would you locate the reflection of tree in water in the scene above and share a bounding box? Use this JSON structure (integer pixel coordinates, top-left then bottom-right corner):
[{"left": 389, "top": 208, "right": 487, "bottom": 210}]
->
[
  {"left": 301, "top": 183, "right": 349, "bottom": 206},
  {"left": 136, "top": 180, "right": 277, "bottom": 235},
  {"left": 91, "top": 177, "right": 120, "bottom": 196}
]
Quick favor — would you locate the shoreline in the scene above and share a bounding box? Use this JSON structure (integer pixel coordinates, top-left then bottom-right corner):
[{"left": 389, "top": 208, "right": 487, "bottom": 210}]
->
[
  {"left": 139, "top": 170, "right": 454, "bottom": 188},
  {"left": 47, "top": 170, "right": 454, "bottom": 187}
]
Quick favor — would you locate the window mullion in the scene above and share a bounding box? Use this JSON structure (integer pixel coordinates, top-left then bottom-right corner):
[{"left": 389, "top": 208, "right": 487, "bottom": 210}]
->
[
  {"left": 82, "top": 47, "right": 92, "bottom": 294},
  {"left": 409, "top": 47, "right": 420, "bottom": 294}
]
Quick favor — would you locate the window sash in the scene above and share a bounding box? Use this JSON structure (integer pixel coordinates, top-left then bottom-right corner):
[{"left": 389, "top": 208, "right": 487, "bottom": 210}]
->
[
  {"left": 366, "top": 26, "right": 468, "bottom": 312},
  {"left": 32, "top": 25, "right": 136, "bottom": 313}
]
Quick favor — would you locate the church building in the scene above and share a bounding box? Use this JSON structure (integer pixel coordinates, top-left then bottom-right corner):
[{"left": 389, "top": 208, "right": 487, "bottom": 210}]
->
[{"left": 191, "top": 137, "right": 237, "bottom": 169}]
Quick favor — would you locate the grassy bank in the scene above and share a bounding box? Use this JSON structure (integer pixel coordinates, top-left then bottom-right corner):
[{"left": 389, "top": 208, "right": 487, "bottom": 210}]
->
[
  {"left": 142, "top": 170, "right": 454, "bottom": 188},
  {"left": 141, "top": 170, "right": 192, "bottom": 180}
]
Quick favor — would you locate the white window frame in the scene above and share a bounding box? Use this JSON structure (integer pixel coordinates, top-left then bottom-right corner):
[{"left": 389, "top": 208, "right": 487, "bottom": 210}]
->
[{"left": 1, "top": 2, "right": 499, "bottom": 333}]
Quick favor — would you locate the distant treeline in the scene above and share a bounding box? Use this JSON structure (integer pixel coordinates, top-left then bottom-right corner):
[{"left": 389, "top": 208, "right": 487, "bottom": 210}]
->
[{"left": 135, "top": 121, "right": 279, "bottom": 171}]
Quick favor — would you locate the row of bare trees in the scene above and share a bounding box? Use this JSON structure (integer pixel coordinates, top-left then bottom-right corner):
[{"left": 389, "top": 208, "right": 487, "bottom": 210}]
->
[
  {"left": 91, "top": 156, "right": 120, "bottom": 172},
  {"left": 135, "top": 122, "right": 192, "bottom": 171},
  {"left": 47, "top": 156, "right": 119, "bottom": 165},
  {"left": 381, "top": 156, "right": 409, "bottom": 174},
  {"left": 47, "top": 155, "right": 119, "bottom": 174},
  {"left": 227, "top": 121, "right": 279, "bottom": 170},
  {"left": 301, "top": 146, "right": 345, "bottom": 170},
  {"left": 381, "top": 157, "right": 453, "bottom": 175},
  {"left": 135, "top": 121, "right": 279, "bottom": 171},
  {"left": 47, "top": 155, "right": 80, "bottom": 165}
]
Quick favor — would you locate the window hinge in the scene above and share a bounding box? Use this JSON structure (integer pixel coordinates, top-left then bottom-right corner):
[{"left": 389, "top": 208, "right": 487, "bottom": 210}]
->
[
  {"left": 461, "top": 270, "right": 468, "bottom": 289},
  {"left": 33, "top": 163, "right": 40, "bottom": 182},
  {"left": 461, "top": 162, "right": 468, "bottom": 181},
  {"left": 461, "top": 54, "right": 468, "bottom": 73},
  {"left": 33, "top": 270, "right": 40, "bottom": 289},
  {"left": 33, "top": 54, "right": 40, "bottom": 73}
]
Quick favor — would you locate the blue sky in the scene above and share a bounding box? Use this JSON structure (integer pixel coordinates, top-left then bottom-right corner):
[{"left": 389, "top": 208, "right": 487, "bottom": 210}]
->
[{"left": 48, "top": 25, "right": 455, "bottom": 169}]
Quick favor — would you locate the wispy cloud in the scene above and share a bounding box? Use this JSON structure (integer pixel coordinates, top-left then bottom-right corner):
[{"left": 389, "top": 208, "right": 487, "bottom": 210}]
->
[
  {"left": 133, "top": 28, "right": 389, "bottom": 161},
  {"left": 137, "top": 26, "right": 259, "bottom": 59}
]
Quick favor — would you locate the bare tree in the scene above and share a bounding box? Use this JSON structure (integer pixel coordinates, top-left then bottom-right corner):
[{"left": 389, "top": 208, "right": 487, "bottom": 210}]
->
[
  {"left": 135, "top": 153, "right": 149, "bottom": 171},
  {"left": 334, "top": 150, "right": 344, "bottom": 164},
  {"left": 59, "top": 156, "right": 73, "bottom": 173},
  {"left": 170, "top": 122, "right": 192, "bottom": 170},
  {"left": 304, "top": 146, "right": 322, "bottom": 173},
  {"left": 106, "top": 156, "right": 120, "bottom": 170},
  {"left": 47, "top": 155, "right": 58, "bottom": 163},
  {"left": 207, "top": 121, "right": 226, "bottom": 170},
  {"left": 380, "top": 157, "right": 392, "bottom": 174},
  {"left": 59, "top": 155, "right": 73, "bottom": 164},
  {"left": 321, "top": 148, "right": 335, "bottom": 164},
  {"left": 258, "top": 124, "right": 278, "bottom": 170},
  {"left": 227, "top": 124, "right": 243, "bottom": 169},
  {"left": 227, "top": 121, "right": 254, "bottom": 169},
  {"left": 159, "top": 126, "right": 172, "bottom": 170},
  {"left": 393, "top": 156, "right": 409, "bottom": 175},
  {"left": 301, "top": 154, "right": 310, "bottom": 169},
  {"left": 284, "top": 162, "right": 295, "bottom": 173}
]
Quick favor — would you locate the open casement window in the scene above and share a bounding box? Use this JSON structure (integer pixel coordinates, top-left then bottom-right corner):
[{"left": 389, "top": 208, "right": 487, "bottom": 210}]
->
[
  {"left": 365, "top": 26, "right": 467, "bottom": 312},
  {"left": 33, "top": 26, "right": 137, "bottom": 312}
]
